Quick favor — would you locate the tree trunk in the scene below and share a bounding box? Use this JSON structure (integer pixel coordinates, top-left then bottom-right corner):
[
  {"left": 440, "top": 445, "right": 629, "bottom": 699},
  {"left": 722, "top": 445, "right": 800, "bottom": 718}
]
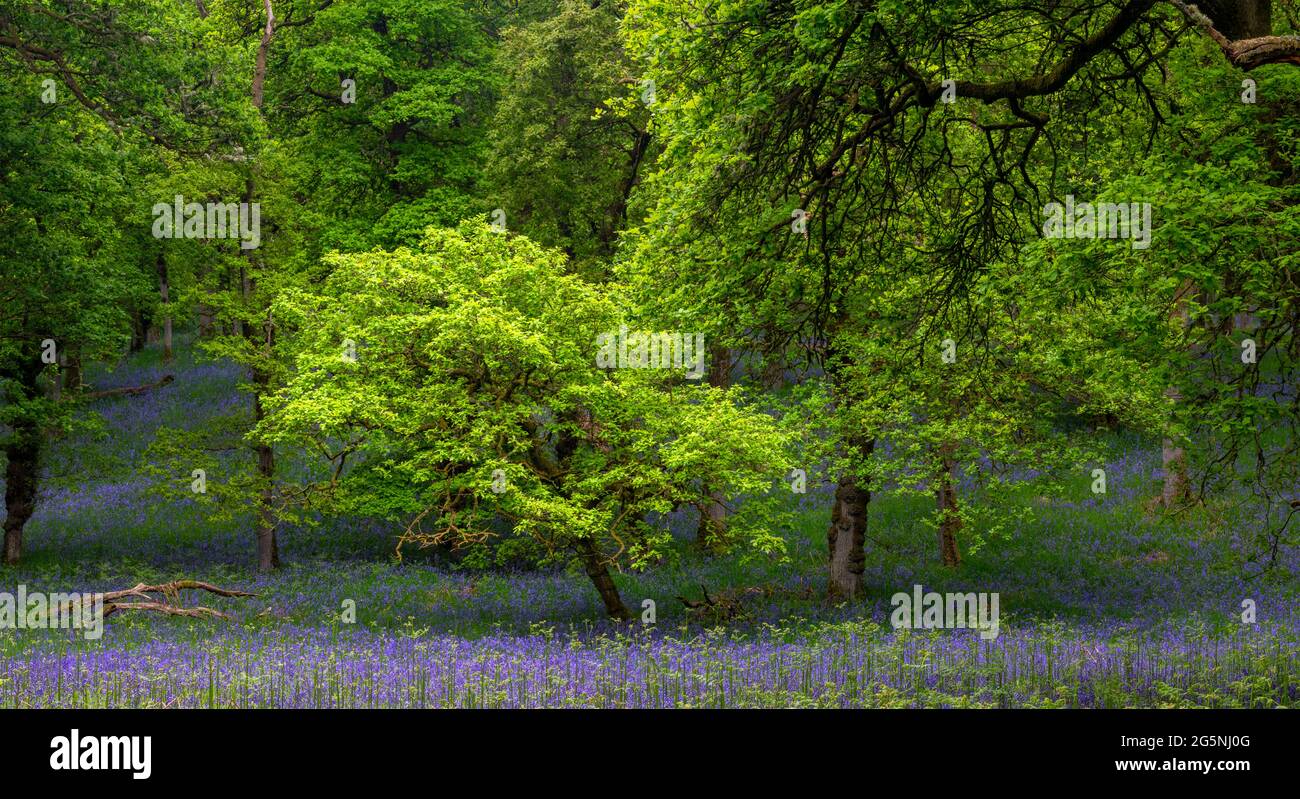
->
[
  {"left": 129, "top": 306, "right": 147, "bottom": 353},
  {"left": 761, "top": 355, "right": 787, "bottom": 391},
  {"left": 49, "top": 353, "right": 61, "bottom": 402},
  {"left": 2, "top": 426, "right": 40, "bottom": 565},
  {"left": 694, "top": 499, "right": 727, "bottom": 553},
  {"left": 1161, "top": 432, "right": 1189, "bottom": 506},
  {"left": 255, "top": 433, "right": 279, "bottom": 571},
  {"left": 600, "top": 127, "right": 652, "bottom": 256},
  {"left": 827, "top": 439, "right": 873, "bottom": 601},
  {"left": 230, "top": 267, "right": 243, "bottom": 339},
  {"left": 2, "top": 359, "right": 44, "bottom": 566},
  {"left": 63, "top": 351, "right": 82, "bottom": 393},
  {"left": 244, "top": 3, "right": 279, "bottom": 572},
  {"left": 1198, "top": 0, "right": 1271, "bottom": 39},
  {"left": 578, "top": 538, "right": 632, "bottom": 621},
  {"left": 1162, "top": 280, "right": 1194, "bottom": 507},
  {"left": 935, "top": 445, "right": 962, "bottom": 567},
  {"left": 56, "top": 350, "right": 83, "bottom": 397},
  {"left": 198, "top": 302, "right": 216, "bottom": 338},
  {"left": 247, "top": 260, "right": 279, "bottom": 572},
  {"left": 252, "top": 0, "right": 274, "bottom": 108},
  {"left": 694, "top": 345, "right": 731, "bottom": 551},
  {"left": 547, "top": 418, "right": 630, "bottom": 622},
  {"left": 157, "top": 251, "right": 173, "bottom": 362}
]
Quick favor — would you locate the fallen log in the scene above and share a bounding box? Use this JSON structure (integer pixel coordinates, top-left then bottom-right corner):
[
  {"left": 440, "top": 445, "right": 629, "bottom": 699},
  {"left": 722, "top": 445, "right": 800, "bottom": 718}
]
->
[{"left": 80, "top": 374, "right": 175, "bottom": 401}]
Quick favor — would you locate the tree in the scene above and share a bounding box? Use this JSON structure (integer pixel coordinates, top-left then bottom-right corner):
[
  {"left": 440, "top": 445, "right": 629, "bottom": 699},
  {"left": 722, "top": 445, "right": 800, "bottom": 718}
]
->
[
  {"left": 0, "top": 0, "right": 260, "bottom": 566},
  {"left": 0, "top": 80, "right": 138, "bottom": 564},
  {"left": 620, "top": 0, "right": 1300, "bottom": 594},
  {"left": 257, "top": 222, "right": 791, "bottom": 619},
  {"left": 486, "top": 0, "right": 652, "bottom": 272},
  {"left": 265, "top": 0, "right": 497, "bottom": 253}
]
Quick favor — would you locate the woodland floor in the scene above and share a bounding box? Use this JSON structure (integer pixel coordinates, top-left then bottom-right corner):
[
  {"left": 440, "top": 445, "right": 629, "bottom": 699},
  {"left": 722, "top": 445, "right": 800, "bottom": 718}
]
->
[{"left": 1, "top": 339, "right": 1297, "bottom": 708}]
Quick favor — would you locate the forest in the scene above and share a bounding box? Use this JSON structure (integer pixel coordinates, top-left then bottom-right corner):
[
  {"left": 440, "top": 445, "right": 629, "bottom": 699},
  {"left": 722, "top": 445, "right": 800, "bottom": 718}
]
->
[{"left": 0, "top": 0, "right": 1298, "bottom": 709}]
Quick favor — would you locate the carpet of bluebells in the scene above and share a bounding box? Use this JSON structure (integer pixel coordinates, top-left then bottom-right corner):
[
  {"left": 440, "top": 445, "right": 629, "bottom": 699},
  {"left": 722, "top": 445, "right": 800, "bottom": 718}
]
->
[{"left": 1, "top": 341, "right": 1297, "bottom": 708}]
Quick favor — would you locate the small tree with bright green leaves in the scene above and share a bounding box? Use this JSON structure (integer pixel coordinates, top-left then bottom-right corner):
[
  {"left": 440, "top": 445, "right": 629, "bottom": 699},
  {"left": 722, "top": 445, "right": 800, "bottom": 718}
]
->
[{"left": 257, "top": 222, "right": 792, "bottom": 619}]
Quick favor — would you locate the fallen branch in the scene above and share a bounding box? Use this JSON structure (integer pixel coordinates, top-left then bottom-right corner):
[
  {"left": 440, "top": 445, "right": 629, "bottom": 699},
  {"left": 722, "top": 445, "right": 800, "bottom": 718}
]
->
[
  {"left": 102, "top": 601, "right": 232, "bottom": 619},
  {"left": 677, "top": 583, "right": 750, "bottom": 624},
  {"left": 80, "top": 374, "right": 175, "bottom": 401},
  {"left": 676, "top": 582, "right": 820, "bottom": 625},
  {"left": 57, "top": 580, "right": 255, "bottom": 620}
]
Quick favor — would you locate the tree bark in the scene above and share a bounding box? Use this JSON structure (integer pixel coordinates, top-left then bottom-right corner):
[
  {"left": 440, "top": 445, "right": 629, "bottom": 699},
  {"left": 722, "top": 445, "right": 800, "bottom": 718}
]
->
[
  {"left": 129, "top": 306, "right": 147, "bottom": 353},
  {"left": 543, "top": 422, "right": 630, "bottom": 621},
  {"left": 2, "top": 358, "right": 44, "bottom": 566},
  {"left": 2, "top": 429, "right": 39, "bottom": 566},
  {"left": 63, "top": 351, "right": 82, "bottom": 393},
  {"left": 1161, "top": 430, "right": 1190, "bottom": 506},
  {"left": 695, "top": 345, "right": 731, "bottom": 551},
  {"left": 56, "top": 350, "right": 82, "bottom": 397},
  {"left": 1175, "top": 0, "right": 1300, "bottom": 70},
  {"left": 1161, "top": 437, "right": 1188, "bottom": 504},
  {"left": 827, "top": 438, "right": 873, "bottom": 601},
  {"left": 157, "top": 251, "right": 173, "bottom": 362},
  {"left": 198, "top": 302, "right": 215, "bottom": 338},
  {"left": 244, "top": 185, "right": 280, "bottom": 572},
  {"left": 1197, "top": 0, "right": 1271, "bottom": 40},
  {"left": 49, "top": 353, "right": 61, "bottom": 402},
  {"left": 761, "top": 355, "right": 787, "bottom": 391},
  {"left": 935, "top": 445, "right": 962, "bottom": 567},
  {"left": 1162, "top": 279, "right": 1194, "bottom": 507},
  {"left": 252, "top": 0, "right": 274, "bottom": 108},
  {"left": 230, "top": 265, "right": 243, "bottom": 339},
  {"left": 600, "top": 127, "right": 652, "bottom": 255},
  {"left": 254, "top": 426, "right": 279, "bottom": 571},
  {"left": 577, "top": 537, "right": 632, "bottom": 621},
  {"left": 244, "top": 3, "right": 279, "bottom": 570},
  {"left": 694, "top": 499, "right": 727, "bottom": 553}
]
